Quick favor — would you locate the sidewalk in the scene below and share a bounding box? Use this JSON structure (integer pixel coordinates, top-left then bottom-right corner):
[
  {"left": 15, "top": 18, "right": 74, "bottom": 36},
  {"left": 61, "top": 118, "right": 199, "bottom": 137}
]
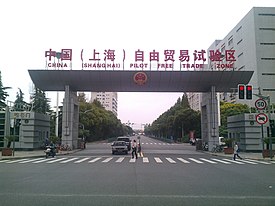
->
[
  {"left": 0, "top": 149, "right": 82, "bottom": 160},
  {"left": 204, "top": 151, "right": 274, "bottom": 161}
]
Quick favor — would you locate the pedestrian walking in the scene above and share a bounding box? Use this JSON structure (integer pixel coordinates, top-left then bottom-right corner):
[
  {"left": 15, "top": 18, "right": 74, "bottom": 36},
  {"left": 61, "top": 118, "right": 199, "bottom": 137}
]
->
[
  {"left": 137, "top": 142, "right": 141, "bottom": 157},
  {"left": 132, "top": 139, "right": 138, "bottom": 159},
  {"left": 233, "top": 142, "right": 243, "bottom": 160}
]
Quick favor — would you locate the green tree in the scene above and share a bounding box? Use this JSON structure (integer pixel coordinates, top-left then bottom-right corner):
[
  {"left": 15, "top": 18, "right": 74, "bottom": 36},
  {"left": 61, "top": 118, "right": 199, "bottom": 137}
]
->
[
  {"left": 31, "top": 87, "right": 51, "bottom": 114},
  {"left": 0, "top": 71, "right": 11, "bottom": 110},
  {"left": 79, "top": 99, "right": 124, "bottom": 142},
  {"left": 13, "top": 88, "right": 28, "bottom": 111},
  {"left": 146, "top": 94, "right": 200, "bottom": 140},
  {"left": 219, "top": 101, "right": 250, "bottom": 138}
]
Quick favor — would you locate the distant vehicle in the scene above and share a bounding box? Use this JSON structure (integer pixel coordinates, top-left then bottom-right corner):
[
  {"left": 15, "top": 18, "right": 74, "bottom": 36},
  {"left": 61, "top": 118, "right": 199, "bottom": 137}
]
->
[
  {"left": 117, "top": 137, "right": 131, "bottom": 151},
  {"left": 111, "top": 141, "right": 128, "bottom": 155}
]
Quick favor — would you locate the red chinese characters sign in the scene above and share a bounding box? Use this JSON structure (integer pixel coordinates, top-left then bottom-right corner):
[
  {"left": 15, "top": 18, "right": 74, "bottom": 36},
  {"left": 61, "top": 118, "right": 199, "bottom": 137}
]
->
[{"left": 45, "top": 48, "right": 235, "bottom": 70}]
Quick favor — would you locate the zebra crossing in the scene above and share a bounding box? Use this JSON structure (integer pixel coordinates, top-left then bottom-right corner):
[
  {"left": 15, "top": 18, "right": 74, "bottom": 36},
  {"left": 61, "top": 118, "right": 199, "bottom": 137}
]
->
[
  {"left": 0, "top": 156, "right": 274, "bottom": 166},
  {"left": 104, "top": 142, "right": 176, "bottom": 146}
]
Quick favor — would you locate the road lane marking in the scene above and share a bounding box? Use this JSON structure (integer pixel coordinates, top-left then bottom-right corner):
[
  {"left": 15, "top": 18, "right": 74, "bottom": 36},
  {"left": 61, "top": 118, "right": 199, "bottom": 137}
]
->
[
  {"left": 88, "top": 157, "right": 102, "bottom": 163},
  {"left": 154, "top": 157, "right": 163, "bottom": 163},
  {"left": 177, "top": 158, "right": 190, "bottom": 163},
  {"left": 143, "top": 157, "right": 149, "bottom": 163},
  {"left": 245, "top": 159, "right": 271, "bottom": 165},
  {"left": 47, "top": 158, "right": 67, "bottom": 163},
  {"left": 188, "top": 158, "right": 204, "bottom": 164},
  {"left": 200, "top": 158, "right": 217, "bottom": 164},
  {"left": 74, "top": 157, "right": 90, "bottom": 163},
  {"left": 32, "top": 159, "right": 52, "bottom": 164},
  {"left": 102, "top": 157, "right": 113, "bottom": 163},
  {"left": 60, "top": 158, "right": 79, "bottom": 163},
  {"left": 115, "top": 157, "right": 125, "bottom": 163},
  {"left": 129, "top": 158, "right": 136, "bottom": 163},
  {"left": 166, "top": 157, "right": 176, "bottom": 163},
  {"left": 6, "top": 159, "right": 29, "bottom": 163},
  {"left": 211, "top": 158, "right": 231, "bottom": 164},
  {"left": 237, "top": 159, "right": 258, "bottom": 165},
  {"left": 19, "top": 158, "right": 44, "bottom": 163},
  {"left": 138, "top": 152, "right": 144, "bottom": 157},
  {"left": 222, "top": 159, "right": 245, "bottom": 164},
  {"left": 0, "top": 160, "right": 11, "bottom": 163}
]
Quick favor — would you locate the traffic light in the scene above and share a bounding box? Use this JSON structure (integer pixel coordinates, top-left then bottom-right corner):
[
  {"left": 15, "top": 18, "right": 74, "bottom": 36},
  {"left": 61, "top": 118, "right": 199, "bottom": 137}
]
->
[
  {"left": 238, "top": 84, "right": 245, "bottom": 99},
  {"left": 246, "top": 85, "right": 253, "bottom": 100}
]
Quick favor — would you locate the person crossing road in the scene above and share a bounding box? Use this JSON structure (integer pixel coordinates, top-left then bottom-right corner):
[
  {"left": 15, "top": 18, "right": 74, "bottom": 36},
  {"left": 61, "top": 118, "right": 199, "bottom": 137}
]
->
[{"left": 131, "top": 139, "right": 138, "bottom": 159}]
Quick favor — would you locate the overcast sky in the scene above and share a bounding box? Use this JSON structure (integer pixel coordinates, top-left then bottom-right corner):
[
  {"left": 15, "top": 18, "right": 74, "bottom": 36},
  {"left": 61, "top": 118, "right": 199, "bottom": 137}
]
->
[{"left": 0, "top": 0, "right": 274, "bottom": 127}]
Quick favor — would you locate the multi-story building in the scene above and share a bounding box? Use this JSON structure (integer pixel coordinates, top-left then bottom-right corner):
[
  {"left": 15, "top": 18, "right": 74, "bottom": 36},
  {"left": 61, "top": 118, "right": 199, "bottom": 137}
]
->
[
  {"left": 90, "top": 92, "right": 118, "bottom": 116},
  {"left": 187, "top": 92, "right": 202, "bottom": 111},
  {"left": 208, "top": 7, "right": 275, "bottom": 106}
]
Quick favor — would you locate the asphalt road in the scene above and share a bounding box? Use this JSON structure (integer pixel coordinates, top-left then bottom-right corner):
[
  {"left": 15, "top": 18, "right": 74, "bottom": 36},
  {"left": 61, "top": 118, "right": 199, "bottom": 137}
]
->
[{"left": 1, "top": 136, "right": 274, "bottom": 206}]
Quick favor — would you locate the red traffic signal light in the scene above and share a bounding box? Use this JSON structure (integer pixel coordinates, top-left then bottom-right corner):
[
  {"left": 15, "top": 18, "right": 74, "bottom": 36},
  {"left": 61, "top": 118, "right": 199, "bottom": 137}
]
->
[
  {"left": 246, "top": 85, "right": 253, "bottom": 100},
  {"left": 238, "top": 84, "right": 245, "bottom": 99}
]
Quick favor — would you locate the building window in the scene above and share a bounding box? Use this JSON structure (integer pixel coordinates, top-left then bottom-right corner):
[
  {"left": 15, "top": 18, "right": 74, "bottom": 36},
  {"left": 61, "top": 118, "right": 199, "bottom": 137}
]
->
[
  {"left": 260, "top": 43, "right": 275, "bottom": 45},
  {"left": 258, "top": 13, "right": 275, "bottom": 16},
  {"left": 261, "top": 58, "right": 275, "bottom": 60},
  {"left": 236, "top": 26, "right": 242, "bottom": 32},
  {"left": 237, "top": 39, "right": 243, "bottom": 45},
  {"left": 238, "top": 53, "right": 243, "bottom": 58},
  {"left": 228, "top": 38, "right": 233, "bottom": 46},
  {"left": 238, "top": 65, "right": 245, "bottom": 71},
  {"left": 259, "top": 28, "right": 275, "bottom": 31}
]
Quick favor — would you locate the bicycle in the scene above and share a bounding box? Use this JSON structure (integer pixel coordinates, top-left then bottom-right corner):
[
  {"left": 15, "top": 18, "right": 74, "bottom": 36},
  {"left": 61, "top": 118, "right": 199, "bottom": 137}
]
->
[
  {"left": 211, "top": 144, "right": 224, "bottom": 153},
  {"left": 60, "top": 143, "right": 72, "bottom": 151}
]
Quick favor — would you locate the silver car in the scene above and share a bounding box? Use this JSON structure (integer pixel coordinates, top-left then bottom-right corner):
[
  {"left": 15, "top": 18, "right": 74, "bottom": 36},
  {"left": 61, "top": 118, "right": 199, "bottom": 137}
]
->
[{"left": 111, "top": 141, "right": 128, "bottom": 155}]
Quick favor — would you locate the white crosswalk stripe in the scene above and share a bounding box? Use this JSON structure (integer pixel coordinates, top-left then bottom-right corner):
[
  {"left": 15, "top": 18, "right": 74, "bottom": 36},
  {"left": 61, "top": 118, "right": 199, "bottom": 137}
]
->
[
  {"left": 211, "top": 158, "right": 231, "bottom": 164},
  {"left": 244, "top": 159, "right": 271, "bottom": 165},
  {"left": 33, "top": 159, "right": 52, "bottom": 164},
  {"left": 74, "top": 157, "right": 90, "bottom": 163},
  {"left": 222, "top": 159, "right": 245, "bottom": 164},
  {"left": 200, "top": 158, "right": 217, "bottom": 164},
  {"left": 47, "top": 158, "right": 67, "bottom": 163},
  {"left": 1, "top": 156, "right": 274, "bottom": 166},
  {"left": 188, "top": 158, "right": 204, "bottom": 164},
  {"left": 177, "top": 158, "right": 190, "bottom": 163},
  {"left": 6, "top": 159, "right": 29, "bottom": 163},
  {"left": 154, "top": 157, "right": 163, "bottom": 163},
  {"left": 0, "top": 159, "right": 11, "bottom": 163},
  {"left": 19, "top": 158, "right": 45, "bottom": 163},
  {"left": 88, "top": 157, "right": 102, "bottom": 163},
  {"left": 129, "top": 158, "right": 136, "bottom": 163},
  {"left": 166, "top": 157, "right": 176, "bottom": 163},
  {"left": 60, "top": 158, "right": 79, "bottom": 163},
  {"left": 237, "top": 159, "right": 258, "bottom": 165},
  {"left": 102, "top": 157, "right": 113, "bottom": 163},
  {"left": 116, "top": 157, "right": 125, "bottom": 163},
  {"left": 143, "top": 157, "right": 149, "bottom": 163}
]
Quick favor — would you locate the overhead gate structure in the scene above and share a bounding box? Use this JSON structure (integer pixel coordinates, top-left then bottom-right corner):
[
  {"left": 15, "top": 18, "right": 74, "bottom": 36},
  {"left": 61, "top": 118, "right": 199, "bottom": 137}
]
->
[{"left": 29, "top": 70, "right": 253, "bottom": 150}]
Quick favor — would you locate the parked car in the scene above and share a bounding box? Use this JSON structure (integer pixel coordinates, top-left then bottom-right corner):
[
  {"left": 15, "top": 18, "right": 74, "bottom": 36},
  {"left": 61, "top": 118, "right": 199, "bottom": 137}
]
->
[
  {"left": 111, "top": 141, "right": 128, "bottom": 155},
  {"left": 116, "top": 137, "right": 131, "bottom": 151}
]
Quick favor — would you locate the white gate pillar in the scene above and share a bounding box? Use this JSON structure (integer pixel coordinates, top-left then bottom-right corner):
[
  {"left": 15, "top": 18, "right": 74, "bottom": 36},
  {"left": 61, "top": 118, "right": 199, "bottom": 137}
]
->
[
  {"left": 62, "top": 85, "right": 79, "bottom": 149},
  {"left": 201, "top": 86, "right": 219, "bottom": 151}
]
